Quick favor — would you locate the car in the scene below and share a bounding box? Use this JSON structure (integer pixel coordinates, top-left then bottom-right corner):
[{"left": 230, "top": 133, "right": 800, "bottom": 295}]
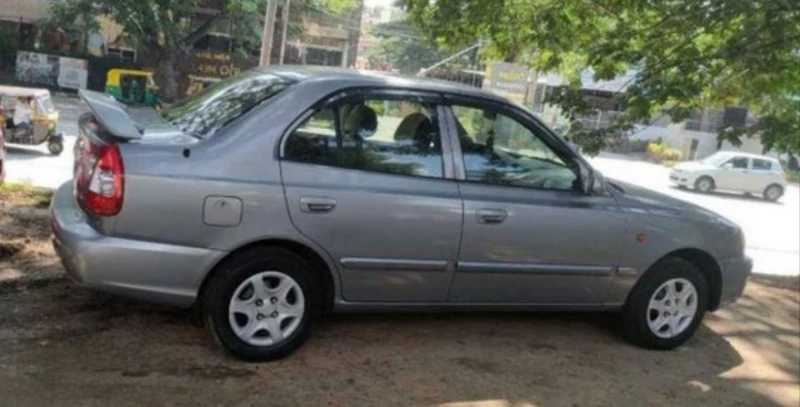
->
[
  {"left": 50, "top": 67, "right": 752, "bottom": 361},
  {"left": 670, "top": 151, "right": 787, "bottom": 201}
]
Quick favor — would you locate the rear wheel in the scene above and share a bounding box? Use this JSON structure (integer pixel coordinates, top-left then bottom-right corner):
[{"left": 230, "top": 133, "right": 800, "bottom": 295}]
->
[
  {"left": 621, "top": 257, "right": 708, "bottom": 350},
  {"left": 47, "top": 139, "right": 64, "bottom": 155},
  {"left": 694, "top": 176, "right": 714, "bottom": 193},
  {"left": 203, "top": 247, "right": 320, "bottom": 361},
  {"left": 763, "top": 184, "right": 783, "bottom": 202}
]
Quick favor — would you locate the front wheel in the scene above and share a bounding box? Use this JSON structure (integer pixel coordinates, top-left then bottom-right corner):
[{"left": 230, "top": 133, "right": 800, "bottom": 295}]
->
[
  {"left": 621, "top": 257, "right": 708, "bottom": 350},
  {"left": 47, "top": 138, "right": 64, "bottom": 155},
  {"left": 203, "top": 247, "right": 319, "bottom": 361},
  {"left": 694, "top": 176, "right": 714, "bottom": 193}
]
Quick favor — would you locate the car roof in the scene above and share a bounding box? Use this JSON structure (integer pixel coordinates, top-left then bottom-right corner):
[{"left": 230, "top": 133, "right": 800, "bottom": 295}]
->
[
  {"left": 715, "top": 151, "right": 779, "bottom": 161},
  {"left": 0, "top": 86, "right": 51, "bottom": 98},
  {"left": 256, "top": 65, "right": 506, "bottom": 102}
]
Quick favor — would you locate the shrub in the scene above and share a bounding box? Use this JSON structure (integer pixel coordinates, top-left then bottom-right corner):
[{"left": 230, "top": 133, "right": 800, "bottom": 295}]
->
[{"left": 647, "top": 141, "right": 683, "bottom": 163}]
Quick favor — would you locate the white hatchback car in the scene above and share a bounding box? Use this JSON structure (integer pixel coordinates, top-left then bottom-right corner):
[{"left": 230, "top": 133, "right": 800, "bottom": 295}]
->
[{"left": 670, "top": 152, "right": 787, "bottom": 201}]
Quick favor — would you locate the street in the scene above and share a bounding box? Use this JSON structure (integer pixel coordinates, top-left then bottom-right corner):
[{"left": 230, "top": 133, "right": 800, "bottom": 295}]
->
[{"left": 3, "top": 95, "right": 799, "bottom": 276}]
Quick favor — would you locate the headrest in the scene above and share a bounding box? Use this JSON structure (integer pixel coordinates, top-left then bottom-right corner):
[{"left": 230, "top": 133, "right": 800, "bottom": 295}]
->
[{"left": 343, "top": 104, "right": 378, "bottom": 137}]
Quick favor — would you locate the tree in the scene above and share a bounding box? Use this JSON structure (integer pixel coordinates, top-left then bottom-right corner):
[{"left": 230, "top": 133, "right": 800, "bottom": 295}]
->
[
  {"left": 365, "top": 20, "right": 449, "bottom": 74},
  {"left": 399, "top": 0, "right": 800, "bottom": 155},
  {"left": 48, "top": 0, "right": 356, "bottom": 100}
]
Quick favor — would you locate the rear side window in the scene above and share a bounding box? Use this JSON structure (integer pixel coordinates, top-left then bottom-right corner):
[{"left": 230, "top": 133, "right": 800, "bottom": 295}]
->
[
  {"left": 752, "top": 158, "right": 772, "bottom": 171},
  {"left": 284, "top": 96, "right": 444, "bottom": 179},
  {"left": 161, "top": 71, "right": 293, "bottom": 138}
]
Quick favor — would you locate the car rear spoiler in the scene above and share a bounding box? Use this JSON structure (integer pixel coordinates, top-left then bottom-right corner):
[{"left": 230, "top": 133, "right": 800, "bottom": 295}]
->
[{"left": 78, "top": 89, "right": 143, "bottom": 140}]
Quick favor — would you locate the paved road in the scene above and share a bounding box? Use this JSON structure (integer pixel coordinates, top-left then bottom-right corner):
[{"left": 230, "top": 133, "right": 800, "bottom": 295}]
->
[
  {"left": 4, "top": 95, "right": 80, "bottom": 189},
  {"left": 4, "top": 96, "right": 798, "bottom": 275},
  {"left": 589, "top": 155, "right": 800, "bottom": 276}
]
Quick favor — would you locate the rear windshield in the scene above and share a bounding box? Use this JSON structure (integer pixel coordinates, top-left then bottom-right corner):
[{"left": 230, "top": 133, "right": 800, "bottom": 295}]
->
[{"left": 161, "top": 71, "right": 294, "bottom": 138}]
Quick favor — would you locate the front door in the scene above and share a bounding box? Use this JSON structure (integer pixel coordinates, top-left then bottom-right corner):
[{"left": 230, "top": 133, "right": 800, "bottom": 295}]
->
[
  {"left": 280, "top": 90, "right": 462, "bottom": 302},
  {"left": 445, "top": 102, "right": 627, "bottom": 305},
  {"left": 716, "top": 155, "right": 750, "bottom": 191}
]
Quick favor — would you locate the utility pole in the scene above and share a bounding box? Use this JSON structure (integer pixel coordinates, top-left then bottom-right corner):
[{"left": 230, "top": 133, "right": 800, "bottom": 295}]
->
[
  {"left": 279, "top": 0, "right": 292, "bottom": 65},
  {"left": 259, "top": 0, "right": 279, "bottom": 66}
]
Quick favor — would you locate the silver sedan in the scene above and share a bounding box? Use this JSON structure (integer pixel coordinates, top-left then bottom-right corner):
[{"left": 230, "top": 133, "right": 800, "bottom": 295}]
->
[{"left": 51, "top": 67, "right": 751, "bottom": 361}]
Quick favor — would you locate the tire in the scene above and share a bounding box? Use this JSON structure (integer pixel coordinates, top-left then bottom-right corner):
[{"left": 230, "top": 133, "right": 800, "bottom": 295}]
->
[
  {"left": 763, "top": 184, "right": 783, "bottom": 202},
  {"left": 47, "top": 139, "right": 64, "bottom": 155},
  {"left": 621, "top": 257, "right": 708, "bottom": 350},
  {"left": 694, "top": 176, "right": 714, "bottom": 193},
  {"left": 203, "top": 247, "right": 320, "bottom": 361}
]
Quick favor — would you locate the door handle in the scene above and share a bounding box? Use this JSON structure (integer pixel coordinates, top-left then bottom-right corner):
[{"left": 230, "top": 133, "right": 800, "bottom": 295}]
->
[
  {"left": 476, "top": 208, "right": 508, "bottom": 224},
  {"left": 300, "top": 197, "right": 337, "bottom": 213}
]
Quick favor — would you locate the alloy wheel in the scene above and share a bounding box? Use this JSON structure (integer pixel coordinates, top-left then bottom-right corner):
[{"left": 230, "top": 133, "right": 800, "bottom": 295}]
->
[
  {"left": 228, "top": 271, "right": 305, "bottom": 346},
  {"left": 646, "top": 278, "right": 698, "bottom": 339}
]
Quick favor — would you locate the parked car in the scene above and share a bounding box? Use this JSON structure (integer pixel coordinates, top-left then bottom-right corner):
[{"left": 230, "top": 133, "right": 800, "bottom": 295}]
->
[
  {"left": 670, "top": 152, "right": 787, "bottom": 201},
  {"left": 50, "top": 67, "right": 751, "bottom": 361}
]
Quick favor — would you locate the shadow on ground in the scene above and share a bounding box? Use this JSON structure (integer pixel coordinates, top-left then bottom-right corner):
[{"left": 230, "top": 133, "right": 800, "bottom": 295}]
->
[{"left": 0, "top": 277, "right": 796, "bottom": 407}]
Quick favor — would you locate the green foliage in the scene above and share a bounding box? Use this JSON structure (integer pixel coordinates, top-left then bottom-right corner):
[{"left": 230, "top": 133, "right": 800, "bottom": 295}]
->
[
  {"left": 365, "top": 20, "right": 449, "bottom": 74},
  {"left": 47, "top": 0, "right": 358, "bottom": 98},
  {"left": 400, "top": 0, "right": 800, "bottom": 155},
  {"left": 48, "top": 0, "right": 263, "bottom": 52}
]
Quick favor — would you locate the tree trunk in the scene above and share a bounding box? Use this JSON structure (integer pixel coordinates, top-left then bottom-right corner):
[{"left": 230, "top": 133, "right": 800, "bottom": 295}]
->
[{"left": 156, "top": 51, "right": 179, "bottom": 102}]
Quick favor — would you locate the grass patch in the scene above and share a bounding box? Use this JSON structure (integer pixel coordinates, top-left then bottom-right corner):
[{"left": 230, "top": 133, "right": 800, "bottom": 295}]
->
[
  {"left": 0, "top": 182, "right": 54, "bottom": 208},
  {"left": 788, "top": 171, "right": 800, "bottom": 184}
]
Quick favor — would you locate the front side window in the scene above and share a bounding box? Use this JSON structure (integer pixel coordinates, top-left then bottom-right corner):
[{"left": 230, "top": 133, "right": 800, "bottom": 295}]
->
[
  {"left": 751, "top": 158, "right": 772, "bottom": 171},
  {"left": 284, "top": 96, "right": 444, "bottom": 179},
  {"left": 161, "top": 71, "right": 293, "bottom": 138},
  {"left": 451, "top": 105, "right": 579, "bottom": 191},
  {"left": 725, "top": 156, "right": 749, "bottom": 169}
]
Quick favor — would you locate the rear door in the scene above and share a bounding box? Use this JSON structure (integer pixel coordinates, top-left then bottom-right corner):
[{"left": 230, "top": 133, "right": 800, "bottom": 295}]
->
[
  {"left": 443, "top": 99, "right": 626, "bottom": 305},
  {"left": 280, "top": 89, "right": 462, "bottom": 302},
  {"left": 749, "top": 158, "right": 777, "bottom": 192}
]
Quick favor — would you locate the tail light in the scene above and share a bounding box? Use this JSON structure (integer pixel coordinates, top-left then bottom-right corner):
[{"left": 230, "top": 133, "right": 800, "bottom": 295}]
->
[{"left": 74, "top": 133, "right": 124, "bottom": 216}]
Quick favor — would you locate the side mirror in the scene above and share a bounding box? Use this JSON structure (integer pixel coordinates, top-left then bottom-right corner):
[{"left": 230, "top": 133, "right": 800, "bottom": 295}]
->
[
  {"left": 722, "top": 163, "right": 733, "bottom": 169},
  {"left": 580, "top": 165, "right": 606, "bottom": 195}
]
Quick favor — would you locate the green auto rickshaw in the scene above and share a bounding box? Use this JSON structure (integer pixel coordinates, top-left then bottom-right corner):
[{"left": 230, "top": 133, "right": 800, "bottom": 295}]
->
[{"left": 105, "top": 68, "right": 161, "bottom": 108}]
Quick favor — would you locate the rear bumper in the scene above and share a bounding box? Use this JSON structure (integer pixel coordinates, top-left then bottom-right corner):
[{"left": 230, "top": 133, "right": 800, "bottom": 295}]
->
[
  {"left": 717, "top": 256, "right": 753, "bottom": 309},
  {"left": 50, "top": 182, "right": 224, "bottom": 307}
]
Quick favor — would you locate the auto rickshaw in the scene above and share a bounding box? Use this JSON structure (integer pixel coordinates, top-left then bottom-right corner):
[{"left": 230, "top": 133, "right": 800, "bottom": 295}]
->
[
  {"left": 105, "top": 68, "right": 161, "bottom": 108},
  {"left": 0, "top": 86, "right": 64, "bottom": 155}
]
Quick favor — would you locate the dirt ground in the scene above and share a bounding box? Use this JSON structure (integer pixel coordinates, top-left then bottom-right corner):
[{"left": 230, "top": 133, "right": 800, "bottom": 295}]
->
[{"left": 1, "top": 185, "right": 799, "bottom": 407}]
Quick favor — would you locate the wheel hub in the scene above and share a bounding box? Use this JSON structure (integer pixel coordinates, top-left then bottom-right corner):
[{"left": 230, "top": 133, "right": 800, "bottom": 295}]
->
[
  {"left": 646, "top": 278, "right": 698, "bottom": 339},
  {"left": 228, "top": 271, "right": 305, "bottom": 347}
]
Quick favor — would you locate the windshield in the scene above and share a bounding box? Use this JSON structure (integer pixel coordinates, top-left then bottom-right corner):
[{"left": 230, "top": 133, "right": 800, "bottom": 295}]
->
[
  {"left": 160, "top": 71, "right": 293, "bottom": 138},
  {"left": 37, "top": 96, "right": 55, "bottom": 114},
  {"left": 700, "top": 152, "right": 733, "bottom": 166}
]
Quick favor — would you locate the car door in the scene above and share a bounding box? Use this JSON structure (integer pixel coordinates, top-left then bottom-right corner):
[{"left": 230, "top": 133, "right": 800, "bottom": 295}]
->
[
  {"left": 280, "top": 89, "right": 462, "bottom": 302},
  {"left": 443, "top": 100, "right": 627, "bottom": 305},
  {"left": 749, "top": 157, "right": 776, "bottom": 192},
  {"left": 717, "top": 155, "right": 750, "bottom": 191}
]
